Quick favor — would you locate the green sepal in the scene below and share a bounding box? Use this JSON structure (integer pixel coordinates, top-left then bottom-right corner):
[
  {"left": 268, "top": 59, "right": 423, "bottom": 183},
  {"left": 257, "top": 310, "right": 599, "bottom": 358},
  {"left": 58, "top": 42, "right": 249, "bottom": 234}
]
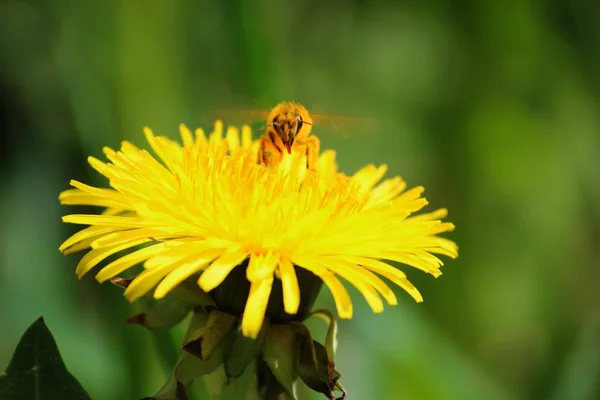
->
[
  {"left": 144, "top": 309, "right": 232, "bottom": 400},
  {"left": 297, "top": 340, "right": 340, "bottom": 399},
  {"left": 224, "top": 318, "right": 269, "bottom": 380},
  {"left": 144, "top": 350, "right": 226, "bottom": 400},
  {"left": 167, "top": 279, "right": 217, "bottom": 307},
  {"left": 125, "top": 298, "right": 193, "bottom": 331},
  {"left": 263, "top": 371, "right": 291, "bottom": 400},
  {"left": 182, "top": 309, "right": 237, "bottom": 360},
  {"left": 307, "top": 309, "right": 338, "bottom": 361},
  {"left": 303, "top": 310, "right": 346, "bottom": 399},
  {"left": 262, "top": 324, "right": 301, "bottom": 399},
  {"left": 222, "top": 361, "right": 261, "bottom": 399},
  {"left": 110, "top": 275, "right": 216, "bottom": 307},
  {"left": 141, "top": 377, "right": 187, "bottom": 400},
  {"left": 291, "top": 322, "right": 319, "bottom": 373},
  {"left": 112, "top": 276, "right": 216, "bottom": 331},
  {"left": 0, "top": 317, "right": 92, "bottom": 400}
]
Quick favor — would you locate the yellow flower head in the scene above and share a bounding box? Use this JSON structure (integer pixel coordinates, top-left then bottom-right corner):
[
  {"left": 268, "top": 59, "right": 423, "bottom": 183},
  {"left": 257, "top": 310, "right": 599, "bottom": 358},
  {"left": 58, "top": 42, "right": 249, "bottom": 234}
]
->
[{"left": 59, "top": 122, "right": 458, "bottom": 338}]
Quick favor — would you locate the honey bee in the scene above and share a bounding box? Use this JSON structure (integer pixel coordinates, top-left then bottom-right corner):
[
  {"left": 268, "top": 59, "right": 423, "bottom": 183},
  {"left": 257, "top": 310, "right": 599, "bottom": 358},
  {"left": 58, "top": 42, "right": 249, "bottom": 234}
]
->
[
  {"left": 212, "top": 101, "right": 374, "bottom": 170},
  {"left": 254, "top": 102, "right": 319, "bottom": 170}
]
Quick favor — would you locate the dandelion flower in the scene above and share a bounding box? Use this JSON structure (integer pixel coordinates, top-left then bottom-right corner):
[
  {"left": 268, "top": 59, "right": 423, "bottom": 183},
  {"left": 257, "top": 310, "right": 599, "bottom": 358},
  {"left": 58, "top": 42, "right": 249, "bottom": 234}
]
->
[{"left": 59, "top": 122, "right": 458, "bottom": 339}]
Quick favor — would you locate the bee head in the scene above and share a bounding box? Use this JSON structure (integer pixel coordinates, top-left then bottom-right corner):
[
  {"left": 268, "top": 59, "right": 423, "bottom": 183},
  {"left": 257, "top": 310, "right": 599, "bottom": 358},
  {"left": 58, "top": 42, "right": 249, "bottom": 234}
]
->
[
  {"left": 272, "top": 114, "right": 308, "bottom": 153},
  {"left": 253, "top": 102, "right": 313, "bottom": 154},
  {"left": 267, "top": 102, "right": 312, "bottom": 153}
]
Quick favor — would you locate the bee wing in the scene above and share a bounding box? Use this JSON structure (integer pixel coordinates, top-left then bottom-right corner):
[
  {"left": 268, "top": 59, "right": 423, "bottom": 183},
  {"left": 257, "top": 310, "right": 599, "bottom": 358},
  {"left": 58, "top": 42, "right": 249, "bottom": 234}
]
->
[
  {"left": 311, "top": 113, "right": 378, "bottom": 138},
  {"left": 208, "top": 104, "right": 378, "bottom": 138},
  {"left": 210, "top": 108, "right": 270, "bottom": 125}
]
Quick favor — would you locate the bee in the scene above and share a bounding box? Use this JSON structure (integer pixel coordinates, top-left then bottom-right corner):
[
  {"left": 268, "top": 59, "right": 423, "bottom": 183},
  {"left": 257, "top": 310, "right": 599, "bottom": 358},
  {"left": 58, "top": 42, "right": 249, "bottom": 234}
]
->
[
  {"left": 212, "top": 101, "right": 374, "bottom": 170},
  {"left": 254, "top": 102, "right": 319, "bottom": 170}
]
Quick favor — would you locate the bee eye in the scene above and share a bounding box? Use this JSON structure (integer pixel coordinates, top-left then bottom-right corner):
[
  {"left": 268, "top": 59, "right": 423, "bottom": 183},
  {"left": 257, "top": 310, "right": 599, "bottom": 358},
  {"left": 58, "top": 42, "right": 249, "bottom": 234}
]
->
[{"left": 296, "top": 115, "right": 303, "bottom": 132}]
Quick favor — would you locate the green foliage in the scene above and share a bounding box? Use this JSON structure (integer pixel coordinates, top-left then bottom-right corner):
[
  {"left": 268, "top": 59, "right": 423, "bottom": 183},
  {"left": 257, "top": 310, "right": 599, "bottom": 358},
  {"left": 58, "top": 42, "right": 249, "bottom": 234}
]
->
[
  {"left": 0, "top": 318, "right": 91, "bottom": 400},
  {"left": 225, "top": 321, "right": 268, "bottom": 380},
  {"left": 263, "top": 324, "right": 300, "bottom": 398}
]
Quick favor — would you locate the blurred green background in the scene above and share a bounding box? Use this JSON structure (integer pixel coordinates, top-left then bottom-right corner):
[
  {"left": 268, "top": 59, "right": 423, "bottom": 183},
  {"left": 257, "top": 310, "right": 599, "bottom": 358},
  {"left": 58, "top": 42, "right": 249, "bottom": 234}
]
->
[{"left": 1, "top": 0, "right": 599, "bottom": 399}]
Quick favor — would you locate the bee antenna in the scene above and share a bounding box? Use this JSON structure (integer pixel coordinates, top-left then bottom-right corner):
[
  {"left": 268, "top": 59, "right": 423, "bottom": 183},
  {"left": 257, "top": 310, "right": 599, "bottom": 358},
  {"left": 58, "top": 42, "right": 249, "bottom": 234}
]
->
[{"left": 253, "top": 123, "right": 270, "bottom": 134}]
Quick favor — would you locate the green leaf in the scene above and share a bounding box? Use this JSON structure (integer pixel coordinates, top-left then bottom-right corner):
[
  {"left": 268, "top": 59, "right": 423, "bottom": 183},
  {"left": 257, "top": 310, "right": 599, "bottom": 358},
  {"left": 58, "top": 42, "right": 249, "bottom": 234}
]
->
[
  {"left": 125, "top": 298, "right": 192, "bottom": 331},
  {"left": 177, "top": 346, "right": 227, "bottom": 381},
  {"left": 145, "top": 309, "right": 235, "bottom": 400},
  {"left": 112, "top": 276, "right": 216, "bottom": 331},
  {"left": 297, "top": 340, "right": 340, "bottom": 399},
  {"left": 224, "top": 319, "right": 269, "bottom": 380},
  {"left": 0, "top": 317, "right": 92, "bottom": 400},
  {"left": 182, "top": 310, "right": 237, "bottom": 360},
  {"left": 291, "top": 322, "right": 318, "bottom": 374},
  {"left": 263, "top": 324, "right": 301, "bottom": 399},
  {"left": 146, "top": 352, "right": 225, "bottom": 400},
  {"left": 142, "top": 378, "right": 188, "bottom": 400},
  {"left": 307, "top": 309, "right": 338, "bottom": 361},
  {"left": 222, "top": 361, "right": 261, "bottom": 400}
]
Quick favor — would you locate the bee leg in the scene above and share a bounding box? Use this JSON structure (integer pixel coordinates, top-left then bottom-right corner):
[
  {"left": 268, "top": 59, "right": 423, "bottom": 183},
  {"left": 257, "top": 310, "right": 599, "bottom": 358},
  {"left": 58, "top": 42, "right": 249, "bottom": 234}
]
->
[
  {"left": 258, "top": 135, "right": 270, "bottom": 166},
  {"left": 258, "top": 134, "right": 282, "bottom": 167},
  {"left": 303, "top": 135, "right": 320, "bottom": 171}
]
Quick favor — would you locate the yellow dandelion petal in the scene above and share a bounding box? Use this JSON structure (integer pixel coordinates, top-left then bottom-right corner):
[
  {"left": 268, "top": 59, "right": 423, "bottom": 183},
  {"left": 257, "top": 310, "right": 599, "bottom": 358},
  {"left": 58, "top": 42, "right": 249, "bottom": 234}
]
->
[
  {"left": 322, "top": 259, "right": 384, "bottom": 313},
  {"left": 63, "top": 238, "right": 101, "bottom": 256},
  {"left": 75, "top": 239, "right": 149, "bottom": 278},
  {"left": 60, "top": 184, "right": 128, "bottom": 208},
  {"left": 317, "top": 150, "right": 338, "bottom": 179},
  {"left": 198, "top": 247, "right": 248, "bottom": 293},
  {"left": 87, "top": 156, "right": 110, "bottom": 177},
  {"left": 368, "top": 177, "right": 407, "bottom": 206},
  {"left": 154, "top": 248, "right": 224, "bottom": 299},
  {"left": 318, "top": 271, "right": 353, "bottom": 319},
  {"left": 62, "top": 214, "right": 149, "bottom": 228},
  {"left": 143, "top": 127, "right": 176, "bottom": 172},
  {"left": 225, "top": 126, "right": 240, "bottom": 152},
  {"left": 144, "top": 241, "right": 212, "bottom": 269},
  {"left": 278, "top": 258, "right": 300, "bottom": 314},
  {"left": 124, "top": 243, "right": 219, "bottom": 301},
  {"left": 120, "top": 141, "right": 140, "bottom": 154},
  {"left": 290, "top": 255, "right": 327, "bottom": 275},
  {"left": 194, "top": 128, "right": 208, "bottom": 148},
  {"left": 179, "top": 123, "right": 194, "bottom": 147},
  {"left": 59, "top": 225, "right": 125, "bottom": 253},
  {"left": 401, "top": 198, "right": 429, "bottom": 213},
  {"left": 374, "top": 251, "right": 442, "bottom": 277},
  {"left": 91, "top": 228, "right": 163, "bottom": 249},
  {"left": 345, "top": 256, "right": 423, "bottom": 302},
  {"left": 423, "top": 237, "right": 459, "bottom": 258},
  {"left": 351, "top": 164, "right": 388, "bottom": 190},
  {"left": 241, "top": 276, "right": 274, "bottom": 338},
  {"left": 241, "top": 125, "right": 253, "bottom": 148},
  {"left": 124, "top": 262, "right": 179, "bottom": 302},
  {"left": 428, "top": 222, "right": 456, "bottom": 235},
  {"left": 101, "top": 208, "right": 127, "bottom": 216},
  {"left": 351, "top": 281, "right": 384, "bottom": 313},
  {"left": 293, "top": 255, "right": 352, "bottom": 318},
  {"left": 247, "top": 251, "right": 278, "bottom": 283},
  {"left": 59, "top": 194, "right": 120, "bottom": 209},
  {"left": 211, "top": 120, "right": 224, "bottom": 141},
  {"left": 95, "top": 242, "right": 170, "bottom": 283},
  {"left": 102, "top": 149, "right": 136, "bottom": 175},
  {"left": 324, "top": 257, "right": 397, "bottom": 306},
  {"left": 407, "top": 207, "right": 448, "bottom": 222}
]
